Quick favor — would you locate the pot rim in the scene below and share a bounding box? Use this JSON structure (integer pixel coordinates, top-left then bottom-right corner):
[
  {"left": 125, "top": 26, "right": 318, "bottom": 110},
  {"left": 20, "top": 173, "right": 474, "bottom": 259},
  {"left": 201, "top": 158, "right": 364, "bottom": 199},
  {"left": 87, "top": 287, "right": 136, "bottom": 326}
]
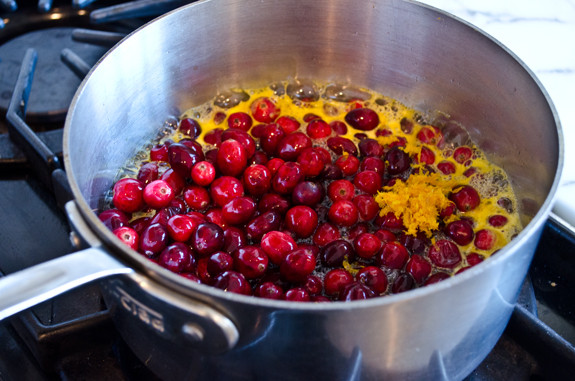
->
[{"left": 63, "top": 0, "right": 565, "bottom": 312}]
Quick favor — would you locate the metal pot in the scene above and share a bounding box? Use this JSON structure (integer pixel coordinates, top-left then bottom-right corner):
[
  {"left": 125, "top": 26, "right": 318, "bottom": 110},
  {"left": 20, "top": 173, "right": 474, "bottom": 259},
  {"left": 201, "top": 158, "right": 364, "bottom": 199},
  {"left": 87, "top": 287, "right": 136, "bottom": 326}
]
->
[{"left": 0, "top": 0, "right": 563, "bottom": 379}]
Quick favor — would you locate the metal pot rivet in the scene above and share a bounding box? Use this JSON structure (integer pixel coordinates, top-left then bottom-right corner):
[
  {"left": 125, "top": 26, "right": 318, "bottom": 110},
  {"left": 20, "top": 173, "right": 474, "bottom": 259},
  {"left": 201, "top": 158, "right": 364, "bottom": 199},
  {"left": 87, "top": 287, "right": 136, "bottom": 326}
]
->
[{"left": 182, "top": 323, "right": 205, "bottom": 342}]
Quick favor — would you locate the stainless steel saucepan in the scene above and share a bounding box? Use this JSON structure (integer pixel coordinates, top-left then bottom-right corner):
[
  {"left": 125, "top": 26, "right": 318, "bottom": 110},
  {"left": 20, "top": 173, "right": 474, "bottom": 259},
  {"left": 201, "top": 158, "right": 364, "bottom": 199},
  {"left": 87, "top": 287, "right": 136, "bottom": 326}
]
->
[{"left": 0, "top": 0, "right": 563, "bottom": 379}]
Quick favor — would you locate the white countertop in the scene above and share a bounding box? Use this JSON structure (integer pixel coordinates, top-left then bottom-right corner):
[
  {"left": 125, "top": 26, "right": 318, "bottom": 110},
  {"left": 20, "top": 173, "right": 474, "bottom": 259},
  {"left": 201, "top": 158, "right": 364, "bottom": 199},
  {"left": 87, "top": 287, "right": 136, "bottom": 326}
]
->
[{"left": 418, "top": 0, "right": 575, "bottom": 226}]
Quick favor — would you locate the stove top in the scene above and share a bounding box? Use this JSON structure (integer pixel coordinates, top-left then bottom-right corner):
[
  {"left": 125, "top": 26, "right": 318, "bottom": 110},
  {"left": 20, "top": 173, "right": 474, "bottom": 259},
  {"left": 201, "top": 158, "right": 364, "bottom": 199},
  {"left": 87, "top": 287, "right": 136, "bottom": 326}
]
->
[{"left": 1, "top": 1, "right": 574, "bottom": 380}]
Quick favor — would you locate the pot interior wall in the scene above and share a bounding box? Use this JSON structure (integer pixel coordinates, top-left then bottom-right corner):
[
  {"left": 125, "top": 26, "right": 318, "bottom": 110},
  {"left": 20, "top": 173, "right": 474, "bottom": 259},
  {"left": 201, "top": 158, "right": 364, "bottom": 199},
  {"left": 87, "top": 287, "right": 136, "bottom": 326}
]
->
[{"left": 66, "top": 0, "right": 559, "bottom": 239}]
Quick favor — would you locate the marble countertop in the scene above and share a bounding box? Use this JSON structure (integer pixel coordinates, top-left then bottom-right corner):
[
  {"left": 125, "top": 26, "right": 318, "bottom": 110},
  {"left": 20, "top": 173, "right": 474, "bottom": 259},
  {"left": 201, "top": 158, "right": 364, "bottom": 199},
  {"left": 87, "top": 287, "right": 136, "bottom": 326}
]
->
[{"left": 418, "top": 0, "right": 575, "bottom": 227}]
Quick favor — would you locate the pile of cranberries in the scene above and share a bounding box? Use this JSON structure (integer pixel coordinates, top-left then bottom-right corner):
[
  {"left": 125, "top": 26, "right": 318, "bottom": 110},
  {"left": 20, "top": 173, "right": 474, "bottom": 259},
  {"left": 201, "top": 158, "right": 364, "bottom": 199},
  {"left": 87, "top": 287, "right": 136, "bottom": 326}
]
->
[{"left": 100, "top": 87, "right": 514, "bottom": 302}]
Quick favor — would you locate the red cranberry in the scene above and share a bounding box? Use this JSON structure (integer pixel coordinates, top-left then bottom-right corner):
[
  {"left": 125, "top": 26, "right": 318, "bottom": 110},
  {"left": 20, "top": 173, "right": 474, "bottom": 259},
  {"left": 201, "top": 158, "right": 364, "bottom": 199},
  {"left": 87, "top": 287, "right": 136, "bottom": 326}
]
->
[
  {"left": 398, "top": 232, "right": 429, "bottom": 255},
  {"left": 233, "top": 246, "right": 268, "bottom": 279},
  {"left": 313, "top": 222, "right": 341, "bottom": 247},
  {"left": 406, "top": 255, "right": 432, "bottom": 284},
  {"left": 216, "top": 139, "right": 248, "bottom": 177},
  {"left": 137, "top": 162, "right": 159, "bottom": 185},
  {"left": 250, "top": 97, "right": 280, "bottom": 123},
  {"left": 354, "top": 233, "right": 383, "bottom": 259},
  {"left": 385, "top": 147, "right": 411, "bottom": 175},
  {"left": 488, "top": 215, "right": 508, "bottom": 227},
  {"left": 249, "top": 151, "right": 269, "bottom": 166},
  {"left": 453, "top": 146, "right": 473, "bottom": 164},
  {"left": 276, "top": 115, "right": 300, "bottom": 134},
  {"left": 272, "top": 162, "right": 304, "bottom": 195},
  {"left": 346, "top": 223, "right": 369, "bottom": 241},
  {"left": 227, "top": 111, "right": 253, "bottom": 131},
  {"left": 321, "top": 239, "right": 355, "bottom": 267},
  {"left": 99, "top": 209, "right": 129, "bottom": 231},
  {"left": 339, "top": 282, "right": 376, "bottom": 301},
  {"left": 417, "top": 146, "right": 435, "bottom": 165},
  {"left": 204, "top": 128, "right": 223, "bottom": 146},
  {"left": 259, "top": 123, "right": 286, "bottom": 156},
  {"left": 424, "top": 272, "right": 450, "bottom": 285},
  {"left": 374, "top": 228, "right": 396, "bottom": 243},
  {"left": 150, "top": 143, "right": 169, "bottom": 162},
  {"left": 449, "top": 185, "right": 480, "bottom": 212},
  {"left": 358, "top": 138, "right": 384, "bottom": 157},
  {"left": 213, "top": 271, "right": 252, "bottom": 295},
  {"left": 183, "top": 185, "right": 211, "bottom": 211},
  {"left": 321, "top": 163, "right": 344, "bottom": 180},
  {"left": 191, "top": 161, "right": 216, "bottom": 187},
  {"left": 437, "top": 160, "right": 456, "bottom": 175},
  {"left": 191, "top": 222, "right": 224, "bottom": 257},
  {"left": 297, "top": 148, "right": 325, "bottom": 177},
  {"left": 246, "top": 210, "right": 282, "bottom": 241},
  {"left": 335, "top": 154, "right": 360, "bottom": 176},
  {"left": 113, "top": 178, "right": 145, "bottom": 213},
  {"left": 474, "top": 229, "right": 496, "bottom": 250},
  {"left": 292, "top": 181, "right": 325, "bottom": 206},
  {"left": 158, "top": 243, "right": 194, "bottom": 273},
  {"left": 284, "top": 287, "right": 311, "bottom": 302},
  {"left": 391, "top": 273, "right": 416, "bottom": 293},
  {"left": 466, "top": 253, "right": 484, "bottom": 266},
  {"left": 353, "top": 170, "right": 382, "bottom": 195},
  {"left": 353, "top": 194, "right": 379, "bottom": 222},
  {"left": 324, "top": 269, "right": 354, "bottom": 297},
  {"left": 222, "top": 226, "right": 247, "bottom": 253},
  {"left": 166, "top": 214, "right": 197, "bottom": 242},
  {"left": 139, "top": 223, "right": 168, "bottom": 258},
  {"left": 266, "top": 157, "right": 285, "bottom": 177},
  {"left": 344, "top": 107, "right": 379, "bottom": 131},
  {"left": 255, "top": 282, "right": 284, "bottom": 300},
  {"left": 360, "top": 156, "right": 385, "bottom": 174},
  {"left": 143, "top": 179, "right": 175, "bottom": 209},
  {"left": 330, "top": 120, "right": 348, "bottom": 135},
  {"left": 258, "top": 193, "right": 291, "bottom": 215},
  {"left": 327, "top": 136, "right": 358, "bottom": 156},
  {"left": 222, "top": 196, "right": 257, "bottom": 225},
  {"left": 304, "top": 274, "right": 323, "bottom": 295},
  {"left": 150, "top": 206, "right": 179, "bottom": 227},
  {"left": 416, "top": 126, "right": 441, "bottom": 144},
  {"left": 328, "top": 200, "right": 359, "bottom": 227},
  {"left": 113, "top": 226, "right": 139, "bottom": 250},
  {"left": 243, "top": 164, "right": 272, "bottom": 197},
  {"left": 327, "top": 179, "right": 355, "bottom": 202},
  {"left": 285, "top": 206, "right": 318, "bottom": 238},
  {"left": 356, "top": 266, "right": 388, "bottom": 294},
  {"left": 280, "top": 248, "right": 316, "bottom": 283},
  {"left": 168, "top": 143, "right": 203, "bottom": 178},
  {"left": 444, "top": 219, "right": 474, "bottom": 246},
  {"left": 306, "top": 119, "right": 332, "bottom": 139},
  {"left": 210, "top": 176, "right": 244, "bottom": 207},
  {"left": 428, "top": 239, "right": 462, "bottom": 269},
  {"left": 180, "top": 272, "right": 202, "bottom": 284},
  {"left": 161, "top": 168, "right": 185, "bottom": 195},
  {"left": 377, "top": 241, "right": 409, "bottom": 269},
  {"left": 207, "top": 251, "right": 234, "bottom": 276},
  {"left": 261, "top": 231, "right": 297, "bottom": 265},
  {"left": 276, "top": 132, "right": 312, "bottom": 161},
  {"left": 204, "top": 208, "right": 227, "bottom": 229},
  {"left": 213, "top": 111, "right": 226, "bottom": 125}
]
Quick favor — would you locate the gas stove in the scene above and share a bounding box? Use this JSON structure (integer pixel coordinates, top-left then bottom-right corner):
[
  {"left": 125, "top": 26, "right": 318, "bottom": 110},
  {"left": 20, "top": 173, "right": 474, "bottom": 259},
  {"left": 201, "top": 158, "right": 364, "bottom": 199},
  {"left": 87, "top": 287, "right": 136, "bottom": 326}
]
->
[{"left": 1, "top": 1, "right": 575, "bottom": 380}]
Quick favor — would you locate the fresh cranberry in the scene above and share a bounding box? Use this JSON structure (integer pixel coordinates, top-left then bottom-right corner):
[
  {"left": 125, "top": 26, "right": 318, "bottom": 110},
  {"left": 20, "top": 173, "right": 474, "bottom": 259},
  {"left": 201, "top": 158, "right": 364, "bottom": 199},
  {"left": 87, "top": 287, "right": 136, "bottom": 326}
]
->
[
  {"left": 444, "top": 219, "right": 474, "bottom": 246},
  {"left": 149, "top": 206, "right": 179, "bottom": 227},
  {"left": 439, "top": 201, "right": 456, "bottom": 219},
  {"left": 113, "top": 226, "right": 139, "bottom": 250},
  {"left": 428, "top": 239, "right": 462, "bottom": 269},
  {"left": 417, "top": 146, "right": 435, "bottom": 165},
  {"left": 353, "top": 170, "right": 382, "bottom": 195},
  {"left": 385, "top": 147, "right": 411, "bottom": 175},
  {"left": 166, "top": 214, "right": 196, "bottom": 242},
  {"left": 406, "top": 255, "right": 432, "bottom": 284},
  {"left": 258, "top": 193, "right": 291, "bottom": 215},
  {"left": 212, "top": 271, "right": 252, "bottom": 295},
  {"left": 344, "top": 107, "right": 379, "bottom": 131},
  {"left": 321, "top": 239, "right": 355, "bottom": 267},
  {"left": 143, "top": 179, "right": 175, "bottom": 209},
  {"left": 328, "top": 200, "right": 359, "bottom": 227},
  {"left": 488, "top": 215, "right": 508, "bottom": 227},
  {"left": 216, "top": 139, "right": 248, "bottom": 177},
  {"left": 313, "top": 222, "right": 341, "bottom": 247},
  {"left": 358, "top": 139, "right": 384, "bottom": 157},
  {"left": 207, "top": 251, "right": 234, "bottom": 276},
  {"left": 158, "top": 243, "right": 194, "bottom": 273},
  {"left": 137, "top": 162, "right": 159, "bottom": 185},
  {"left": 304, "top": 275, "right": 323, "bottom": 295},
  {"left": 353, "top": 233, "right": 383, "bottom": 259},
  {"left": 466, "top": 253, "right": 484, "bottom": 266},
  {"left": 150, "top": 143, "right": 169, "bottom": 162},
  {"left": 113, "top": 178, "right": 145, "bottom": 213},
  {"left": 191, "top": 222, "right": 224, "bottom": 257},
  {"left": 330, "top": 120, "right": 348, "bottom": 135},
  {"left": 474, "top": 229, "right": 496, "bottom": 250},
  {"left": 327, "top": 136, "right": 358, "bottom": 156},
  {"left": 353, "top": 194, "right": 379, "bottom": 222},
  {"left": 99, "top": 209, "right": 129, "bottom": 231},
  {"left": 327, "top": 179, "right": 355, "bottom": 202},
  {"left": 346, "top": 223, "right": 369, "bottom": 241},
  {"left": 221, "top": 129, "right": 256, "bottom": 159},
  {"left": 424, "top": 272, "right": 450, "bottom": 285},
  {"left": 416, "top": 126, "right": 441, "bottom": 145},
  {"left": 243, "top": 164, "right": 272, "bottom": 196},
  {"left": 398, "top": 232, "right": 429, "bottom": 255},
  {"left": 292, "top": 181, "right": 324, "bottom": 206},
  {"left": 204, "top": 208, "right": 227, "bottom": 229},
  {"left": 210, "top": 176, "right": 244, "bottom": 207},
  {"left": 339, "top": 282, "right": 376, "bottom": 301},
  {"left": 377, "top": 241, "right": 409, "bottom": 269},
  {"left": 221, "top": 196, "right": 257, "bottom": 226},
  {"left": 139, "top": 223, "right": 168, "bottom": 258},
  {"left": 437, "top": 160, "right": 456, "bottom": 175},
  {"left": 280, "top": 248, "right": 316, "bottom": 283},
  {"left": 179, "top": 138, "right": 204, "bottom": 157},
  {"left": 285, "top": 206, "right": 318, "bottom": 238},
  {"left": 204, "top": 128, "right": 224, "bottom": 146},
  {"left": 449, "top": 185, "right": 481, "bottom": 212},
  {"left": 246, "top": 210, "right": 282, "bottom": 241},
  {"left": 303, "top": 113, "right": 320, "bottom": 122},
  {"left": 223, "top": 226, "right": 247, "bottom": 253},
  {"left": 297, "top": 148, "right": 325, "bottom": 177},
  {"left": 227, "top": 112, "right": 253, "bottom": 131},
  {"left": 249, "top": 151, "right": 269, "bottom": 166},
  {"left": 321, "top": 163, "right": 344, "bottom": 180},
  {"left": 453, "top": 146, "right": 473, "bottom": 164},
  {"left": 255, "top": 282, "right": 284, "bottom": 300},
  {"left": 259, "top": 123, "right": 285, "bottom": 156},
  {"left": 284, "top": 287, "right": 311, "bottom": 302},
  {"left": 334, "top": 154, "right": 360, "bottom": 176},
  {"left": 261, "top": 231, "right": 297, "bottom": 265},
  {"left": 266, "top": 158, "right": 285, "bottom": 177},
  {"left": 250, "top": 97, "right": 280, "bottom": 123},
  {"left": 306, "top": 119, "right": 332, "bottom": 139},
  {"left": 161, "top": 168, "right": 185, "bottom": 195},
  {"left": 191, "top": 161, "right": 216, "bottom": 187},
  {"left": 360, "top": 156, "right": 385, "bottom": 175},
  {"left": 272, "top": 162, "right": 304, "bottom": 195},
  {"left": 374, "top": 228, "right": 396, "bottom": 243},
  {"left": 324, "top": 269, "right": 354, "bottom": 297},
  {"left": 183, "top": 185, "right": 211, "bottom": 211},
  {"left": 168, "top": 143, "right": 203, "bottom": 178},
  {"left": 275, "top": 115, "right": 300, "bottom": 134},
  {"left": 356, "top": 266, "right": 388, "bottom": 294},
  {"left": 391, "top": 273, "right": 416, "bottom": 293},
  {"left": 233, "top": 246, "right": 268, "bottom": 279},
  {"left": 276, "top": 132, "right": 312, "bottom": 161},
  {"left": 180, "top": 272, "right": 202, "bottom": 284},
  {"left": 213, "top": 111, "right": 226, "bottom": 125}
]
